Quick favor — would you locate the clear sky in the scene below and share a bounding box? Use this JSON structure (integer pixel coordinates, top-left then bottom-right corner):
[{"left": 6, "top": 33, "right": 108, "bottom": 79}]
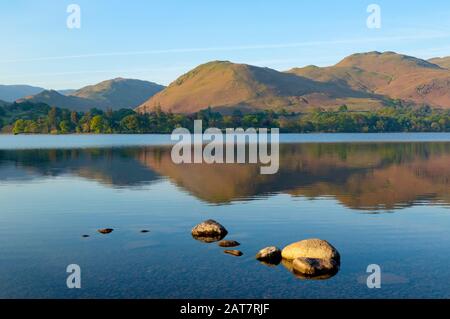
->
[{"left": 2, "top": 0, "right": 450, "bottom": 89}]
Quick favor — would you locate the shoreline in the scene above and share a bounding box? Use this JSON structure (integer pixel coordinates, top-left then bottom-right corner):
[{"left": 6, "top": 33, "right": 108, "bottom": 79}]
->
[{"left": 1, "top": 132, "right": 450, "bottom": 151}]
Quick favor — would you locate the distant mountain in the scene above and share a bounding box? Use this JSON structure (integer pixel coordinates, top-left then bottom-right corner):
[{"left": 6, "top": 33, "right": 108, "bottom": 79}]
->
[
  {"left": 429, "top": 56, "right": 450, "bottom": 69},
  {"left": 18, "top": 78, "right": 165, "bottom": 111},
  {"left": 58, "top": 89, "right": 77, "bottom": 96},
  {"left": 17, "top": 90, "right": 95, "bottom": 111},
  {"left": 137, "top": 60, "right": 383, "bottom": 114},
  {"left": 289, "top": 51, "right": 450, "bottom": 109},
  {"left": 0, "top": 85, "right": 45, "bottom": 102},
  {"left": 71, "top": 78, "right": 165, "bottom": 109}
]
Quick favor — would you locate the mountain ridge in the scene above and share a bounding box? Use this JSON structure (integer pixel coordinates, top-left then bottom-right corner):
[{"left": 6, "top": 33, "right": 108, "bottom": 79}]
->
[
  {"left": 288, "top": 51, "right": 450, "bottom": 110},
  {"left": 7, "top": 51, "right": 450, "bottom": 114},
  {"left": 0, "top": 84, "right": 45, "bottom": 102}
]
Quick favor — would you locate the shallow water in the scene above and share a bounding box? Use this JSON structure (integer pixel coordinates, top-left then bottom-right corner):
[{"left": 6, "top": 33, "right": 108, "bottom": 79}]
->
[{"left": 0, "top": 133, "right": 449, "bottom": 298}]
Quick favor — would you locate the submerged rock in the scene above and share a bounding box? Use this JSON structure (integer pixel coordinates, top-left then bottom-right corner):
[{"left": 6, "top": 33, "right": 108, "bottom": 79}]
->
[
  {"left": 292, "top": 257, "right": 339, "bottom": 277},
  {"left": 191, "top": 220, "right": 228, "bottom": 243},
  {"left": 82, "top": 235, "right": 90, "bottom": 238},
  {"left": 256, "top": 246, "right": 282, "bottom": 264},
  {"left": 218, "top": 240, "right": 240, "bottom": 247},
  {"left": 281, "top": 239, "right": 340, "bottom": 262},
  {"left": 224, "top": 250, "right": 243, "bottom": 257},
  {"left": 98, "top": 228, "right": 114, "bottom": 234}
]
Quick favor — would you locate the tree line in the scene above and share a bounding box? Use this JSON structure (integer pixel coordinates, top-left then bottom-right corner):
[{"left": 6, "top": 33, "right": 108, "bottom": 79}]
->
[{"left": 1, "top": 102, "right": 450, "bottom": 134}]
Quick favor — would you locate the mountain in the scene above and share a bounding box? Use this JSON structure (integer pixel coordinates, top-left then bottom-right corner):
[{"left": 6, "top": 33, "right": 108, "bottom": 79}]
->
[
  {"left": 0, "top": 85, "right": 45, "bottom": 102},
  {"left": 10, "top": 52, "right": 450, "bottom": 114},
  {"left": 289, "top": 51, "right": 450, "bottom": 109},
  {"left": 58, "top": 89, "right": 77, "bottom": 96},
  {"left": 70, "top": 78, "right": 165, "bottom": 109},
  {"left": 429, "top": 56, "right": 450, "bottom": 69},
  {"left": 18, "top": 78, "right": 165, "bottom": 111},
  {"left": 137, "top": 60, "right": 383, "bottom": 114},
  {"left": 17, "top": 90, "right": 95, "bottom": 111}
]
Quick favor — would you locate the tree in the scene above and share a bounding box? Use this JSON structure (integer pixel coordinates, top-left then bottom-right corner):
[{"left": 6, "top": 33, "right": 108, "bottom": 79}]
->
[
  {"left": 338, "top": 104, "right": 348, "bottom": 112},
  {"left": 59, "top": 120, "right": 71, "bottom": 134},
  {"left": 70, "top": 111, "right": 79, "bottom": 126},
  {"left": 48, "top": 107, "right": 58, "bottom": 129},
  {"left": 13, "top": 119, "right": 26, "bottom": 134},
  {"left": 90, "top": 115, "right": 109, "bottom": 133},
  {"left": 120, "top": 114, "right": 140, "bottom": 133}
]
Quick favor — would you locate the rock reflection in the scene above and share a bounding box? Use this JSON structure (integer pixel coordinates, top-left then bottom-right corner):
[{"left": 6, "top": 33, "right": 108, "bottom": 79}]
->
[
  {"left": 191, "top": 233, "right": 227, "bottom": 243},
  {"left": 281, "top": 259, "right": 339, "bottom": 280}
]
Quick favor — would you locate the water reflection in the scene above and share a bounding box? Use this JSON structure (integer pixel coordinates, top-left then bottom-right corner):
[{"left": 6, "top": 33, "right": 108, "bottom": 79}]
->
[
  {"left": 1, "top": 142, "right": 449, "bottom": 211},
  {"left": 281, "top": 259, "right": 339, "bottom": 280}
]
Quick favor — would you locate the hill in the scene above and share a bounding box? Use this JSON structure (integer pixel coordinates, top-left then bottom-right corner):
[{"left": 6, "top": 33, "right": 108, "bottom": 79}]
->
[
  {"left": 289, "top": 51, "right": 450, "bottom": 109},
  {"left": 429, "top": 56, "right": 450, "bottom": 69},
  {"left": 19, "top": 78, "right": 164, "bottom": 111},
  {"left": 137, "top": 60, "right": 384, "bottom": 114},
  {"left": 70, "top": 78, "right": 165, "bottom": 109},
  {"left": 17, "top": 90, "right": 95, "bottom": 111},
  {"left": 0, "top": 85, "right": 45, "bottom": 102}
]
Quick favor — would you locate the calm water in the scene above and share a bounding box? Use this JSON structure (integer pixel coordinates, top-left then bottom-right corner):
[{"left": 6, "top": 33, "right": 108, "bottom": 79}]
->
[{"left": 0, "top": 133, "right": 449, "bottom": 299}]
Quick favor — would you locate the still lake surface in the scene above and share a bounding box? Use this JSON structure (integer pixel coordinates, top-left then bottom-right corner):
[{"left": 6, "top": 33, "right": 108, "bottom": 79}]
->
[{"left": 0, "top": 133, "right": 449, "bottom": 298}]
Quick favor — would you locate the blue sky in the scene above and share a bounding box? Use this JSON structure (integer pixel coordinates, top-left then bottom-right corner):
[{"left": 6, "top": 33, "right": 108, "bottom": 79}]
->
[{"left": 1, "top": 0, "right": 450, "bottom": 89}]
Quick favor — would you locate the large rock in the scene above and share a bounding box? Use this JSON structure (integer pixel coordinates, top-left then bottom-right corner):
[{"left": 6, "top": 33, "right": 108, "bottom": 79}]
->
[
  {"left": 281, "top": 239, "right": 340, "bottom": 262},
  {"left": 256, "top": 246, "right": 282, "bottom": 264},
  {"left": 292, "top": 257, "right": 338, "bottom": 277},
  {"left": 191, "top": 219, "right": 228, "bottom": 243}
]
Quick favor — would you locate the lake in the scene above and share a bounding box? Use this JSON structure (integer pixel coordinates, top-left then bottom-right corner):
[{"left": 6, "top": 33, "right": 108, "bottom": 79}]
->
[{"left": 0, "top": 133, "right": 449, "bottom": 298}]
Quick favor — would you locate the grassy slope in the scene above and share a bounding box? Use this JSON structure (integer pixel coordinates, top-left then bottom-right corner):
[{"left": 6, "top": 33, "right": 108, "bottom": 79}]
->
[
  {"left": 137, "top": 61, "right": 384, "bottom": 114},
  {"left": 429, "top": 56, "right": 450, "bottom": 69},
  {"left": 71, "top": 78, "right": 165, "bottom": 109},
  {"left": 20, "top": 79, "right": 165, "bottom": 111},
  {"left": 290, "top": 51, "right": 450, "bottom": 109}
]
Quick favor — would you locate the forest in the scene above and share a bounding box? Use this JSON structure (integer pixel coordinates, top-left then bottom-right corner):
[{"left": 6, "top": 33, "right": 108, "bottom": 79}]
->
[{"left": 1, "top": 101, "right": 449, "bottom": 134}]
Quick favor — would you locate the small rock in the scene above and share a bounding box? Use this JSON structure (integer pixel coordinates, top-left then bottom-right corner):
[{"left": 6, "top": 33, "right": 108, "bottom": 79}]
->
[
  {"left": 281, "top": 238, "right": 340, "bottom": 262},
  {"left": 256, "top": 246, "right": 282, "bottom": 264},
  {"left": 224, "top": 250, "right": 243, "bottom": 257},
  {"left": 292, "top": 257, "right": 339, "bottom": 277},
  {"left": 218, "top": 240, "right": 240, "bottom": 247},
  {"left": 192, "top": 219, "right": 228, "bottom": 243},
  {"left": 98, "top": 228, "right": 114, "bottom": 234}
]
